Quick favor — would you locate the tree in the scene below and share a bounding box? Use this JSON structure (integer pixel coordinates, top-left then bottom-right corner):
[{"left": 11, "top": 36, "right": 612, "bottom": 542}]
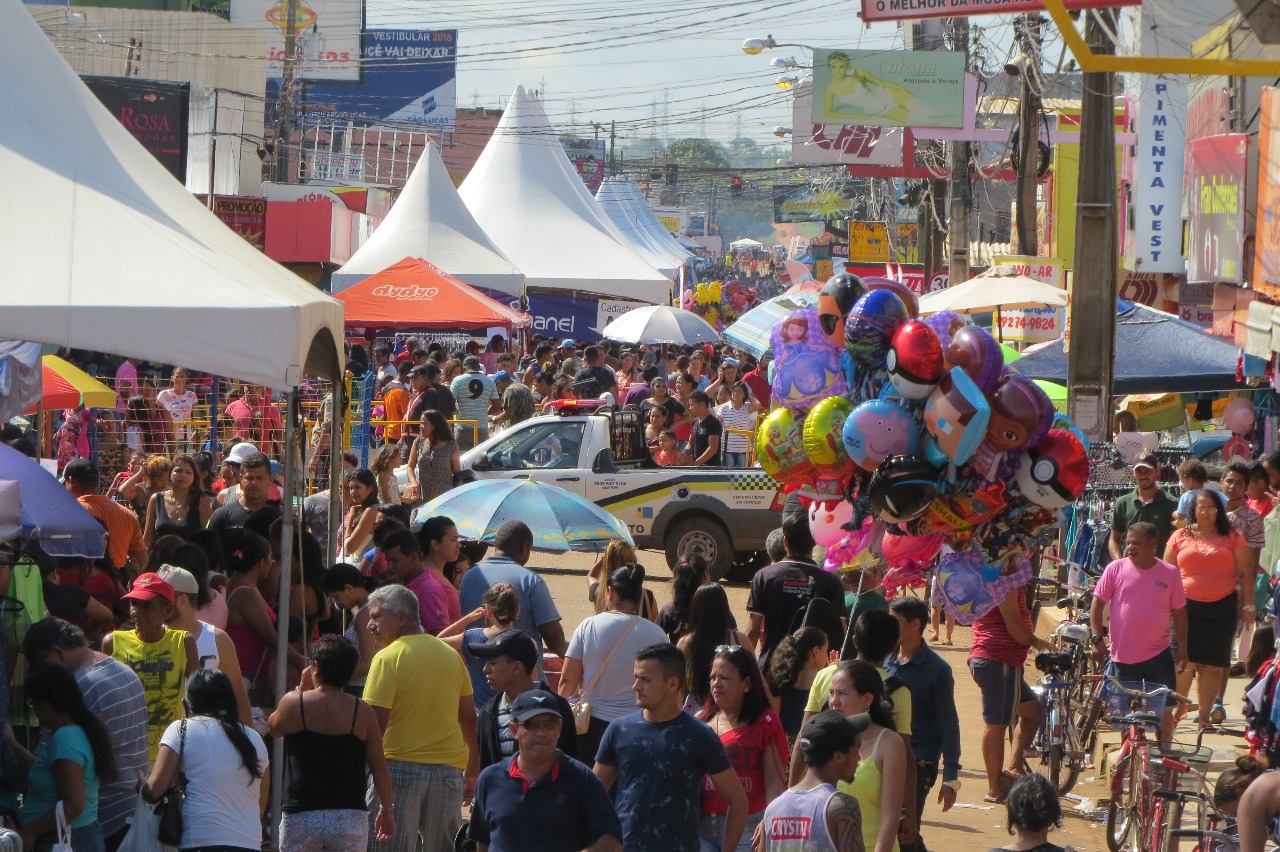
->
[{"left": 662, "top": 138, "right": 730, "bottom": 172}]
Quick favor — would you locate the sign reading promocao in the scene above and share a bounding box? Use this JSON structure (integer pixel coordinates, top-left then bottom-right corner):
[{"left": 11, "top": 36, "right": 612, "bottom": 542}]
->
[
  {"left": 82, "top": 76, "right": 190, "bottom": 183},
  {"left": 811, "top": 49, "right": 965, "bottom": 129},
  {"left": 859, "top": 0, "right": 1139, "bottom": 23}
]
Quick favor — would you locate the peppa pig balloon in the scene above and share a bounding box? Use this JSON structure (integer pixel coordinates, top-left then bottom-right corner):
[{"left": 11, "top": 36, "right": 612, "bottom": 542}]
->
[
  {"left": 842, "top": 399, "right": 920, "bottom": 472},
  {"left": 887, "top": 321, "right": 944, "bottom": 400},
  {"left": 1015, "top": 428, "right": 1088, "bottom": 509},
  {"left": 845, "top": 290, "right": 909, "bottom": 367},
  {"left": 755, "top": 408, "right": 814, "bottom": 486},
  {"left": 1223, "top": 397, "right": 1256, "bottom": 434},
  {"left": 923, "top": 367, "right": 992, "bottom": 467},
  {"left": 818, "top": 273, "right": 867, "bottom": 349},
  {"left": 771, "top": 309, "right": 846, "bottom": 411},
  {"left": 945, "top": 326, "right": 1004, "bottom": 394},
  {"left": 808, "top": 498, "right": 855, "bottom": 548},
  {"left": 803, "top": 396, "right": 855, "bottom": 475}
]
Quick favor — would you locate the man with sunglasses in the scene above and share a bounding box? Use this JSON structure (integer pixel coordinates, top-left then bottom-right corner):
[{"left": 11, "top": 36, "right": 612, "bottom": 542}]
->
[{"left": 468, "top": 690, "right": 622, "bottom": 852}]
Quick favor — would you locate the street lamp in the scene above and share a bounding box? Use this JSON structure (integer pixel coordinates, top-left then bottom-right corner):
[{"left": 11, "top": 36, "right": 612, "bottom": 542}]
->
[
  {"left": 773, "top": 126, "right": 792, "bottom": 137},
  {"left": 741, "top": 34, "right": 812, "bottom": 55},
  {"left": 775, "top": 74, "right": 800, "bottom": 90}
]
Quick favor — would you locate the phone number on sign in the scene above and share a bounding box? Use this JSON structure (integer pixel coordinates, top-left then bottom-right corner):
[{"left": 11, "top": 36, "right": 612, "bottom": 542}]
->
[{"left": 999, "top": 315, "right": 1058, "bottom": 330}]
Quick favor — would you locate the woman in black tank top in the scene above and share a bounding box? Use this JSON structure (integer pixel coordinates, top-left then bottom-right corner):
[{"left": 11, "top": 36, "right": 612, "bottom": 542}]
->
[
  {"left": 143, "top": 454, "right": 211, "bottom": 546},
  {"left": 267, "top": 636, "right": 396, "bottom": 851}
]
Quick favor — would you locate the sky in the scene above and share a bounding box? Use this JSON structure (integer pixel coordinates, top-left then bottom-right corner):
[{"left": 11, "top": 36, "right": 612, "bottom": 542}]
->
[{"left": 364, "top": 0, "right": 918, "bottom": 147}]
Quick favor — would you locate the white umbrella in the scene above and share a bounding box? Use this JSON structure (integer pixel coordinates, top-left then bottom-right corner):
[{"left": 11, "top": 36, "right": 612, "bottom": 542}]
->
[
  {"left": 602, "top": 305, "right": 720, "bottom": 345},
  {"left": 917, "top": 264, "right": 1068, "bottom": 315}
]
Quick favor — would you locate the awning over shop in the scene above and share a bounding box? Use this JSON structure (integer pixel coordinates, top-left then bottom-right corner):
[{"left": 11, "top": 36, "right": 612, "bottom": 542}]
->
[{"left": 335, "top": 257, "right": 529, "bottom": 331}]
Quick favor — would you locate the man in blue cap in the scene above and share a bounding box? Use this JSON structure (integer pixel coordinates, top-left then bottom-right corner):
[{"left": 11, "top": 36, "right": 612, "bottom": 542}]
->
[{"left": 492, "top": 370, "right": 534, "bottom": 429}]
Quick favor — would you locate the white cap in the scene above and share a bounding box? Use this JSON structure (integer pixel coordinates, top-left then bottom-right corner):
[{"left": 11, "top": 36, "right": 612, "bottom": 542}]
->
[{"left": 226, "top": 443, "right": 258, "bottom": 465}]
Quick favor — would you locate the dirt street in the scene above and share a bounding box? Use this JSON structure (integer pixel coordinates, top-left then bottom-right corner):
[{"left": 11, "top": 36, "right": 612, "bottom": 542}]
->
[{"left": 527, "top": 547, "right": 1136, "bottom": 852}]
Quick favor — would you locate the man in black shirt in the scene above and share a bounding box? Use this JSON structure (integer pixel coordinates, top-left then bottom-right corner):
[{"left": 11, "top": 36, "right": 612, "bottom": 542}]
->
[
  {"left": 685, "top": 391, "right": 722, "bottom": 466},
  {"left": 572, "top": 346, "right": 618, "bottom": 400},
  {"left": 747, "top": 513, "right": 846, "bottom": 663},
  {"left": 208, "top": 451, "right": 276, "bottom": 539},
  {"left": 402, "top": 363, "right": 456, "bottom": 452}
]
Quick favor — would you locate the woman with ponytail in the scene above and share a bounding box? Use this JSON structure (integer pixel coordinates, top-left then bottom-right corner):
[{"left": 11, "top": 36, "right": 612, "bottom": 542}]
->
[
  {"left": 765, "top": 626, "right": 829, "bottom": 739},
  {"left": 1214, "top": 753, "right": 1280, "bottom": 852},
  {"left": 13, "top": 665, "right": 117, "bottom": 852},
  {"left": 143, "top": 670, "right": 269, "bottom": 852},
  {"left": 987, "top": 773, "right": 1069, "bottom": 852}
]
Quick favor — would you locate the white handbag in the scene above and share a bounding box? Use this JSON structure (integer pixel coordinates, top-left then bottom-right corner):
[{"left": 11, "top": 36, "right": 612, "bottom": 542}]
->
[{"left": 52, "top": 801, "right": 72, "bottom": 852}]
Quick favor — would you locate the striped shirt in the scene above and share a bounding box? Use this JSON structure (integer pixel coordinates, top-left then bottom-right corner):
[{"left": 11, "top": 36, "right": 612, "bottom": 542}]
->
[
  {"left": 715, "top": 403, "right": 758, "bottom": 454},
  {"left": 75, "top": 657, "right": 148, "bottom": 839}
]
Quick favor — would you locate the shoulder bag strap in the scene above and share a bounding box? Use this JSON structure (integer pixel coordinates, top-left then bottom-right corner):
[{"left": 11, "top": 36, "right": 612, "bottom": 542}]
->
[{"left": 578, "top": 615, "right": 641, "bottom": 701}]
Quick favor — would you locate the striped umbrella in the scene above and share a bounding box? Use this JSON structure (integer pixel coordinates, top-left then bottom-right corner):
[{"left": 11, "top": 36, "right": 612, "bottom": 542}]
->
[
  {"left": 412, "top": 478, "right": 633, "bottom": 553},
  {"left": 721, "top": 292, "right": 819, "bottom": 359}
]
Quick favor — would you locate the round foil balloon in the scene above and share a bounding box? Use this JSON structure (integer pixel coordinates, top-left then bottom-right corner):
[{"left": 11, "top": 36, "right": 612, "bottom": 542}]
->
[
  {"left": 803, "top": 396, "right": 854, "bottom": 473},
  {"left": 809, "top": 499, "right": 855, "bottom": 548},
  {"left": 818, "top": 273, "right": 867, "bottom": 349},
  {"left": 842, "top": 399, "right": 920, "bottom": 472},
  {"left": 864, "top": 276, "right": 920, "bottom": 319},
  {"left": 845, "top": 289, "right": 909, "bottom": 367},
  {"left": 881, "top": 530, "right": 944, "bottom": 569},
  {"left": 937, "top": 548, "right": 994, "bottom": 624},
  {"left": 1015, "top": 428, "right": 1088, "bottom": 509},
  {"left": 867, "top": 455, "right": 940, "bottom": 523},
  {"left": 945, "top": 326, "right": 1004, "bottom": 394},
  {"left": 1223, "top": 397, "right": 1256, "bottom": 434},
  {"left": 887, "top": 320, "right": 944, "bottom": 400},
  {"left": 985, "top": 375, "right": 1054, "bottom": 453},
  {"left": 755, "top": 407, "right": 814, "bottom": 486},
  {"left": 771, "top": 309, "right": 847, "bottom": 411}
]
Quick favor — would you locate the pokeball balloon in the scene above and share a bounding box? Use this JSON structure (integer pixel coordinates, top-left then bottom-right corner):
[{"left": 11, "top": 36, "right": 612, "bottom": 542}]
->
[
  {"left": 818, "top": 273, "right": 867, "bottom": 349},
  {"left": 867, "top": 455, "right": 940, "bottom": 523},
  {"left": 986, "top": 376, "right": 1055, "bottom": 453},
  {"left": 845, "top": 289, "right": 909, "bottom": 367},
  {"left": 842, "top": 399, "right": 920, "bottom": 472},
  {"left": 1015, "top": 428, "right": 1088, "bottom": 509},
  {"left": 887, "top": 321, "right": 944, "bottom": 400},
  {"left": 945, "top": 326, "right": 1004, "bottom": 395}
]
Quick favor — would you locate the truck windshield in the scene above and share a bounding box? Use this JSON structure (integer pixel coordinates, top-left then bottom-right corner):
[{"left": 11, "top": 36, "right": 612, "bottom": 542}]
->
[{"left": 482, "top": 421, "right": 587, "bottom": 471}]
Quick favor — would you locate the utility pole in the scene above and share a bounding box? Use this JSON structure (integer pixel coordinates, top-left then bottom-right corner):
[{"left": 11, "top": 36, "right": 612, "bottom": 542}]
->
[
  {"left": 273, "top": 0, "right": 300, "bottom": 183},
  {"left": 1066, "top": 8, "right": 1118, "bottom": 443},
  {"left": 608, "top": 120, "right": 616, "bottom": 174},
  {"left": 949, "top": 17, "right": 972, "bottom": 285},
  {"left": 1014, "top": 13, "right": 1042, "bottom": 256}
]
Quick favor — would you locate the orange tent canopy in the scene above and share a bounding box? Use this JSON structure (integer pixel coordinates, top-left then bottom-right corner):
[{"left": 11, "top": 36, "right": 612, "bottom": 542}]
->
[{"left": 335, "top": 257, "right": 530, "bottom": 330}]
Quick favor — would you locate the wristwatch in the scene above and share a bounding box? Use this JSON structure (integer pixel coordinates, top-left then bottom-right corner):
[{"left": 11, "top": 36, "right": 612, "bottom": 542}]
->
[
  {"left": 942, "top": 780, "right": 961, "bottom": 792},
  {"left": 1090, "top": 634, "right": 1105, "bottom": 645}
]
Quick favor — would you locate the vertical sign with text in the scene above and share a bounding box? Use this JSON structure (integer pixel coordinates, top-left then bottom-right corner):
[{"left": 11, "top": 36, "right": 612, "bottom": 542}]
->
[
  {"left": 1133, "top": 78, "right": 1187, "bottom": 273},
  {"left": 994, "top": 256, "right": 1065, "bottom": 343}
]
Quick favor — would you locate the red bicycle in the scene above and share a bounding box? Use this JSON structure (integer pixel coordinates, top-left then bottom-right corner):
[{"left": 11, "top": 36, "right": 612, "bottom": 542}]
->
[{"left": 1105, "top": 677, "right": 1191, "bottom": 852}]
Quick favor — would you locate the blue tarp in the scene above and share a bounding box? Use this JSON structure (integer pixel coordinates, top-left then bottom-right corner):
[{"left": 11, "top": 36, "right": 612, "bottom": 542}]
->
[
  {"left": 0, "top": 442, "right": 105, "bottom": 558},
  {"left": 1013, "top": 301, "right": 1243, "bottom": 394}
]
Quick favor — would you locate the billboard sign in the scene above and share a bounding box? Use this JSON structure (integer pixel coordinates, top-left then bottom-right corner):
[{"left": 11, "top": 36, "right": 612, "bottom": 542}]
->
[
  {"left": 208, "top": 196, "right": 267, "bottom": 250},
  {"left": 274, "top": 29, "right": 457, "bottom": 130},
  {"left": 310, "top": 153, "right": 365, "bottom": 182},
  {"left": 1256, "top": 88, "right": 1280, "bottom": 300},
  {"left": 1132, "top": 79, "right": 1186, "bottom": 274},
  {"left": 562, "top": 138, "right": 606, "bottom": 192},
  {"left": 845, "top": 223, "right": 918, "bottom": 263},
  {"left": 501, "top": 292, "right": 648, "bottom": 341},
  {"left": 860, "top": 0, "right": 1139, "bottom": 23},
  {"left": 82, "top": 76, "right": 189, "bottom": 182},
  {"left": 772, "top": 185, "right": 858, "bottom": 223},
  {"left": 1186, "top": 134, "right": 1248, "bottom": 284},
  {"left": 811, "top": 49, "right": 965, "bottom": 128},
  {"left": 231, "top": 0, "right": 362, "bottom": 83},
  {"left": 994, "top": 255, "right": 1066, "bottom": 343}
]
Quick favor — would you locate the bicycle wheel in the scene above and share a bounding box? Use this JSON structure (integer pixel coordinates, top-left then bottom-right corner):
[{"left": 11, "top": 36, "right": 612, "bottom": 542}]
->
[
  {"left": 1107, "top": 751, "right": 1147, "bottom": 852},
  {"left": 1078, "top": 692, "right": 1106, "bottom": 758},
  {"left": 1054, "top": 716, "right": 1083, "bottom": 797}
]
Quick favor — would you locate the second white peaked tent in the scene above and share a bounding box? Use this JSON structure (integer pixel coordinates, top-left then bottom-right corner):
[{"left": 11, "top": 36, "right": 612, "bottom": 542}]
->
[
  {"left": 460, "top": 86, "right": 672, "bottom": 305},
  {"left": 332, "top": 144, "right": 524, "bottom": 297},
  {"left": 595, "top": 176, "right": 690, "bottom": 277}
]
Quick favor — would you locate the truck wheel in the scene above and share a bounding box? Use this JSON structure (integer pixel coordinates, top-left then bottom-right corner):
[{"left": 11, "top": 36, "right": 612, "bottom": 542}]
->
[{"left": 665, "top": 518, "right": 733, "bottom": 581}]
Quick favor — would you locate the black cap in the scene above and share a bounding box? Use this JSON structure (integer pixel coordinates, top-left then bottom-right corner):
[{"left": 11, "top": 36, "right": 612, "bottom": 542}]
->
[
  {"left": 798, "top": 710, "right": 871, "bottom": 761},
  {"left": 1132, "top": 451, "right": 1159, "bottom": 470},
  {"left": 61, "top": 458, "right": 98, "bottom": 485},
  {"left": 509, "top": 689, "right": 563, "bottom": 723},
  {"left": 409, "top": 364, "right": 432, "bottom": 378},
  {"left": 465, "top": 628, "right": 538, "bottom": 671}
]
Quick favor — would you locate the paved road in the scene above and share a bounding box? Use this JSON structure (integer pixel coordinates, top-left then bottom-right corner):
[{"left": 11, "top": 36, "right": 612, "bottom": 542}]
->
[{"left": 528, "top": 546, "right": 1145, "bottom": 852}]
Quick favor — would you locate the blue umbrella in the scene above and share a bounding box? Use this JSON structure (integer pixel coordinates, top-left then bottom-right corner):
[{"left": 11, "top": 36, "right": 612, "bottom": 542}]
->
[
  {"left": 411, "top": 479, "right": 633, "bottom": 553},
  {"left": 0, "top": 443, "right": 105, "bottom": 557},
  {"left": 721, "top": 292, "right": 818, "bottom": 359}
]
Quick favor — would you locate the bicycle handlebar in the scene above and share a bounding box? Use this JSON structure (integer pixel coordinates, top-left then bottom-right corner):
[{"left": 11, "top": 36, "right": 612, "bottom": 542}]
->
[{"left": 1105, "top": 676, "right": 1190, "bottom": 705}]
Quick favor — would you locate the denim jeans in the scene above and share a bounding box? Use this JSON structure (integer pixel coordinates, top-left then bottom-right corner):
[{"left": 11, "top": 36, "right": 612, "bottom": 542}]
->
[
  {"left": 368, "top": 760, "right": 462, "bottom": 852},
  {"left": 37, "top": 825, "right": 104, "bottom": 852},
  {"left": 722, "top": 451, "right": 747, "bottom": 467},
  {"left": 697, "top": 811, "right": 762, "bottom": 852}
]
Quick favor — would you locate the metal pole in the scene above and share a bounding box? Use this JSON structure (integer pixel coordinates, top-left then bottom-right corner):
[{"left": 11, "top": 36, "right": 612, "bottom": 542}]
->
[
  {"left": 1067, "top": 9, "right": 1119, "bottom": 444},
  {"left": 207, "top": 88, "right": 218, "bottom": 209},
  {"left": 269, "top": 389, "right": 298, "bottom": 846},
  {"left": 326, "top": 380, "right": 344, "bottom": 566}
]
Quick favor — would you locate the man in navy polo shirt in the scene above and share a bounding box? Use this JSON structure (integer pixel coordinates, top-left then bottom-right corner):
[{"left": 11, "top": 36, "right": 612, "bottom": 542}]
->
[{"left": 467, "top": 690, "right": 621, "bottom": 852}]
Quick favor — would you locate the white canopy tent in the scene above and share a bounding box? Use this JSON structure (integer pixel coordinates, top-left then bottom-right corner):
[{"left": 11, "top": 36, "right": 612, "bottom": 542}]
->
[
  {"left": 0, "top": 4, "right": 343, "bottom": 835},
  {"left": 332, "top": 144, "right": 525, "bottom": 297},
  {"left": 616, "top": 177, "right": 695, "bottom": 263},
  {"left": 730, "top": 238, "right": 764, "bottom": 250},
  {"left": 594, "top": 176, "right": 686, "bottom": 276},
  {"left": 0, "top": 3, "right": 342, "bottom": 388},
  {"left": 460, "top": 86, "right": 672, "bottom": 304}
]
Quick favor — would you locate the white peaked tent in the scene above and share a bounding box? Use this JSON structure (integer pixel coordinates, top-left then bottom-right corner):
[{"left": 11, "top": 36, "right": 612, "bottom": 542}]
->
[
  {"left": 0, "top": 2, "right": 343, "bottom": 389},
  {"left": 460, "top": 86, "right": 672, "bottom": 304},
  {"left": 332, "top": 144, "right": 525, "bottom": 296},
  {"left": 618, "top": 177, "right": 696, "bottom": 262},
  {"left": 595, "top": 176, "right": 689, "bottom": 276}
]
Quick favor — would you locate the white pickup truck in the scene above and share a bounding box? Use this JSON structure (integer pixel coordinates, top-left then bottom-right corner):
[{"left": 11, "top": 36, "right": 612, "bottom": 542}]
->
[{"left": 454, "top": 403, "right": 784, "bottom": 579}]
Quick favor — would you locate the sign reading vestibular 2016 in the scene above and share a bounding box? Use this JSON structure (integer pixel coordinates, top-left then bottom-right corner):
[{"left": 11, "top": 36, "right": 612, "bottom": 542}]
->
[
  {"left": 811, "top": 49, "right": 965, "bottom": 129},
  {"left": 859, "top": 0, "right": 1139, "bottom": 23}
]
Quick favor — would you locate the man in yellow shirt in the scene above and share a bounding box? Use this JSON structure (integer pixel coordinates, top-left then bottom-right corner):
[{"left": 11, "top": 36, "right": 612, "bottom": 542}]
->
[{"left": 363, "top": 584, "right": 478, "bottom": 852}]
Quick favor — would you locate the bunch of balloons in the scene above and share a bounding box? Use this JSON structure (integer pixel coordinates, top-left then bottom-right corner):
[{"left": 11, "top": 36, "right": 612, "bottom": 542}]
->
[
  {"left": 755, "top": 272, "right": 1091, "bottom": 624},
  {"left": 680, "top": 280, "right": 761, "bottom": 332}
]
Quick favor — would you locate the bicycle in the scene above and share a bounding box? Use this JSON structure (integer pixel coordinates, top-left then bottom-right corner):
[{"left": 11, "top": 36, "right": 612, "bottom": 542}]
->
[
  {"left": 1148, "top": 724, "right": 1244, "bottom": 852},
  {"left": 1104, "top": 677, "right": 1191, "bottom": 852},
  {"left": 1030, "top": 649, "right": 1088, "bottom": 796}
]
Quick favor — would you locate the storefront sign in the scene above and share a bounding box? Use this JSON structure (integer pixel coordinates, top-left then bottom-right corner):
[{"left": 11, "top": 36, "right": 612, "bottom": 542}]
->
[
  {"left": 210, "top": 196, "right": 267, "bottom": 250},
  {"left": 506, "top": 293, "right": 649, "bottom": 342},
  {"left": 773, "top": 185, "right": 858, "bottom": 223},
  {"left": 994, "top": 256, "right": 1065, "bottom": 343},
  {"left": 231, "top": 0, "right": 362, "bottom": 82},
  {"left": 811, "top": 49, "right": 965, "bottom": 129},
  {"left": 82, "top": 76, "right": 189, "bottom": 182},
  {"left": 845, "top": 223, "right": 918, "bottom": 263},
  {"left": 1186, "top": 134, "right": 1248, "bottom": 284},
  {"left": 563, "top": 138, "right": 606, "bottom": 193},
  {"left": 1256, "top": 88, "right": 1280, "bottom": 301},
  {"left": 860, "top": 0, "right": 1137, "bottom": 23},
  {"left": 1132, "top": 79, "right": 1186, "bottom": 274}
]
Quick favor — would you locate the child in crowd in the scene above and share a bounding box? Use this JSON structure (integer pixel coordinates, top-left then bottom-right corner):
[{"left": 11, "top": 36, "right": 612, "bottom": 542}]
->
[
  {"left": 987, "top": 773, "right": 1075, "bottom": 852},
  {"left": 654, "top": 430, "right": 680, "bottom": 466},
  {"left": 1249, "top": 462, "right": 1275, "bottom": 518},
  {"left": 1174, "top": 458, "right": 1213, "bottom": 527}
]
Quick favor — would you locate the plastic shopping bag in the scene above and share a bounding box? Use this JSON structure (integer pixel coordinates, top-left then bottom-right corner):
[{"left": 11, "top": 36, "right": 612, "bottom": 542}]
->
[{"left": 116, "top": 793, "right": 173, "bottom": 852}]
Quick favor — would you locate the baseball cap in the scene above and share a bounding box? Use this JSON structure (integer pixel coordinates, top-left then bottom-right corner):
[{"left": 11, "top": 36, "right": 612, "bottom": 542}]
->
[
  {"left": 559, "top": 338, "right": 576, "bottom": 349},
  {"left": 122, "top": 573, "right": 175, "bottom": 603},
  {"left": 225, "top": 443, "right": 258, "bottom": 465},
  {"left": 722, "top": 357, "right": 741, "bottom": 368},
  {"left": 798, "top": 710, "right": 871, "bottom": 761},
  {"left": 509, "top": 690, "right": 563, "bottom": 724},
  {"left": 463, "top": 355, "right": 482, "bottom": 371},
  {"left": 466, "top": 629, "right": 538, "bottom": 671},
  {"left": 493, "top": 370, "right": 510, "bottom": 383},
  {"left": 1132, "top": 452, "right": 1159, "bottom": 470},
  {"left": 61, "top": 458, "right": 98, "bottom": 485},
  {"left": 701, "top": 344, "right": 715, "bottom": 356},
  {"left": 409, "top": 364, "right": 433, "bottom": 378},
  {"left": 155, "top": 565, "right": 199, "bottom": 595}
]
